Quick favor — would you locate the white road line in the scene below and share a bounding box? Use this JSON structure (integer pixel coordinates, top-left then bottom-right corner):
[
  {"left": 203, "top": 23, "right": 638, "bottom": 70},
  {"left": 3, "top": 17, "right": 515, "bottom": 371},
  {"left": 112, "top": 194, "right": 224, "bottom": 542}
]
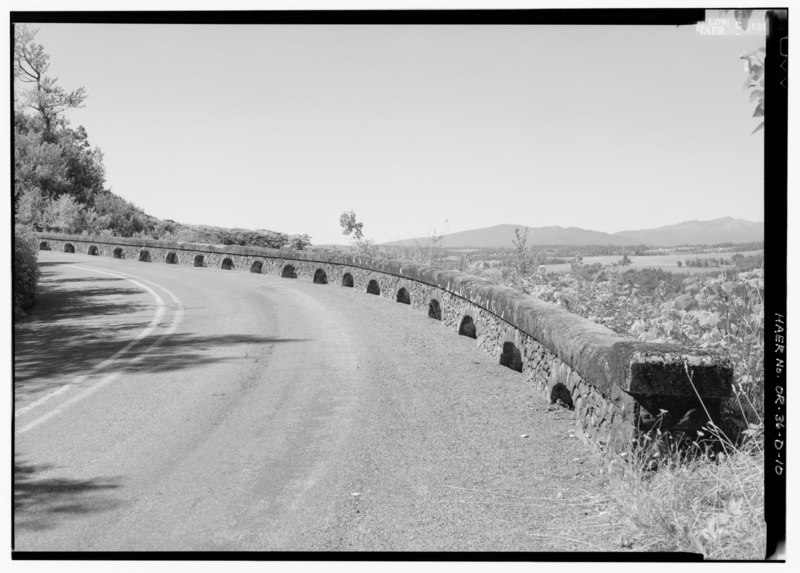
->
[
  {"left": 15, "top": 267, "right": 166, "bottom": 417},
  {"left": 16, "top": 266, "right": 184, "bottom": 434}
]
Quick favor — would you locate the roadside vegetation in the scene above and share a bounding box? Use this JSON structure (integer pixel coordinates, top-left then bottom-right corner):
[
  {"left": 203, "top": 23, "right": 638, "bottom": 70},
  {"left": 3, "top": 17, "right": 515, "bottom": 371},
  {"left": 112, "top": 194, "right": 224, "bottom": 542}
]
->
[
  {"left": 337, "top": 211, "right": 765, "bottom": 558},
  {"left": 14, "top": 225, "right": 41, "bottom": 317},
  {"left": 475, "top": 242, "right": 765, "bottom": 558}
]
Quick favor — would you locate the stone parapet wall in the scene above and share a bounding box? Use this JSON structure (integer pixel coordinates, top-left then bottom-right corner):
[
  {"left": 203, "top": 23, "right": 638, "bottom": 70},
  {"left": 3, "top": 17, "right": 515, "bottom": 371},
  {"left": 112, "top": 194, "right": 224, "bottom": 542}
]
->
[{"left": 37, "top": 232, "right": 733, "bottom": 452}]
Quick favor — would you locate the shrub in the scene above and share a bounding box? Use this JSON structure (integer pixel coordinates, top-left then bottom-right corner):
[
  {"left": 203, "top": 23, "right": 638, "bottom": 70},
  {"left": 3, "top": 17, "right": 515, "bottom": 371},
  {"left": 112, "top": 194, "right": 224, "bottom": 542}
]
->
[
  {"left": 286, "top": 233, "right": 312, "bottom": 251},
  {"left": 621, "top": 267, "right": 685, "bottom": 297},
  {"left": 14, "top": 225, "right": 41, "bottom": 316},
  {"left": 573, "top": 262, "right": 604, "bottom": 280}
]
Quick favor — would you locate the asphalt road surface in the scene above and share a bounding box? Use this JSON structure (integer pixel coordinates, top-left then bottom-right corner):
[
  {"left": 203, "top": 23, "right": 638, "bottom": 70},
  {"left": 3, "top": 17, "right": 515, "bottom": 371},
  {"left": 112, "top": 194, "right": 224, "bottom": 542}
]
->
[{"left": 14, "top": 251, "right": 627, "bottom": 552}]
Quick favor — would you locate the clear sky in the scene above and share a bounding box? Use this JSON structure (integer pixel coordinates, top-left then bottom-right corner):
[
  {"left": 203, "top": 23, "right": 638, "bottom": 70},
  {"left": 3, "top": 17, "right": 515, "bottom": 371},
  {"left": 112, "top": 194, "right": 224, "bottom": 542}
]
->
[{"left": 28, "top": 17, "right": 765, "bottom": 245}]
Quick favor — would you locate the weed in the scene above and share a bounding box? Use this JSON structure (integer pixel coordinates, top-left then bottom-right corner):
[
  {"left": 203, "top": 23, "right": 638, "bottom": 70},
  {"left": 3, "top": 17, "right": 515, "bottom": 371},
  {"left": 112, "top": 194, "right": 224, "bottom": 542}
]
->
[{"left": 605, "top": 367, "right": 765, "bottom": 559}]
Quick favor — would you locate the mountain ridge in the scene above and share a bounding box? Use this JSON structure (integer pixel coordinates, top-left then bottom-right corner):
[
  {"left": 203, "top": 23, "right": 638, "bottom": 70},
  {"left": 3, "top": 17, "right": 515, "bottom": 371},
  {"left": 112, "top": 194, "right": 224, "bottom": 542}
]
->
[{"left": 383, "top": 217, "right": 764, "bottom": 248}]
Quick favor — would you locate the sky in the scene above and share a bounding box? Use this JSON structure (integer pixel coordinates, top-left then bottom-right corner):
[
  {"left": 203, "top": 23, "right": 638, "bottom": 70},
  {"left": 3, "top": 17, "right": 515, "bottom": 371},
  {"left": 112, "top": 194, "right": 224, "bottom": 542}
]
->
[{"left": 23, "top": 14, "right": 766, "bottom": 245}]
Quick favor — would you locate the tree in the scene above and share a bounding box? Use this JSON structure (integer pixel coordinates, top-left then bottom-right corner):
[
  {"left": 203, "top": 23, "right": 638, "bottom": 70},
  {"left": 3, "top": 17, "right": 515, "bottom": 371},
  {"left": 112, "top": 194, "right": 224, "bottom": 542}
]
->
[
  {"left": 93, "top": 192, "right": 148, "bottom": 237},
  {"left": 287, "top": 234, "right": 312, "bottom": 250},
  {"left": 58, "top": 125, "right": 107, "bottom": 206},
  {"left": 14, "top": 24, "right": 86, "bottom": 139},
  {"left": 49, "top": 194, "right": 84, "bottom": 233},
  {"left": 15, "top": 114, "right": 106, "bottom": 208},
  {"left": 14, "top": 24, "right": 108, "bottom": 234},
  {"left": 339, "top": 211, "right": 364, "bottom": 240},
  {"left": 14, "top": 123, "right": 69, "bottom": 202},
  {"left": 424, "top": 220, "right": 448, "bottom": 266},
  {"left": 512, "top": 227, "right": 531, "bottom": 277},
  {"left": 15, "top": 186, "right": 48, "bottom": 229}
]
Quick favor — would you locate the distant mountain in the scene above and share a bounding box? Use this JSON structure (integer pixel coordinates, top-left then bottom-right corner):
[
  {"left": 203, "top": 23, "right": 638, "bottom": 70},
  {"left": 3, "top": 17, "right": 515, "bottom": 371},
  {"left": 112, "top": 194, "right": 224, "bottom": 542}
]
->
[
  {"left": 384, "top": 224, "right": 638, "bottom": 248},
  {"left": 612, "top": 217, "right": 764, "bottom": 247},
  {"left": 384, "top": 218, "right": 764, "bottom": 249}
]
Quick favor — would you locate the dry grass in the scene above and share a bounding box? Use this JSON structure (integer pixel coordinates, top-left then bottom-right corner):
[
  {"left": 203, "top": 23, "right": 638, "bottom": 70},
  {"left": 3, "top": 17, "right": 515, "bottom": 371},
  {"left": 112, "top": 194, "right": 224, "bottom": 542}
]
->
[{"left": 606, "top": 421, "right": 766, "bottom": 559}]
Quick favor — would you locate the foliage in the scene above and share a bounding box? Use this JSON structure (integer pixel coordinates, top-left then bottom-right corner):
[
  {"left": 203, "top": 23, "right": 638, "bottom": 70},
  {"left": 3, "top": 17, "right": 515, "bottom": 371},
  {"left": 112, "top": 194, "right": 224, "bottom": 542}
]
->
[
  {"left": 740, "top": 42, "right": 766, "bottom": 135},
  {"left": 337, "top": 211, "right": 390, "bottom": 259},
  {"left": 57, "top": 124, "right": 107, "bottom": 206},
  {"left": 714, "top": 9, "right": 765, "bottom": 134},
  {"left": 14, "top": 25, "right": 112, "bottom": 234},
  {"left": 572, "top": 262, "right": 604, "bottom": 281},
  {"left": 14, "top": 24, "right": 86, "bottom": 137},
  {"left": 510, "top": 228, "right": 532, "bottom": 291},
  {"left": 475, "top": 253, "right": 764, "bottom": 426},
  {"left": 427, "top": 223, "right": 448, "bottom": 266},
  {"left": 14, "top": 116, "right": 69, "bottom": 203},
  {"left": 339, "top": 211, "right": 364, "bottom": 240},
  {"left": 92, "top": 192, "right": 149, "bottom": 237},
  {"left": 620, "top": 268, "right": 685, "bottom": 297},
  {"left": 731, "top": 252, "right": 764, "bottom": 272},
  {"left": 48, "top": 193, "right": 85, "bottom": 233},
  {"left": 14, "top": 225, "right": 41, "bottom": 316},
  {"left": 607, "top": 421, "right": 765, "bottom": 558},
  {"left": 286, "top": 234, "right": 313, "bottom": 250},
  {"left": 352, "top": 238, "right": 381, "bottom": 258},
  {"left": 468, "top": 244, "right": 766, "bottom": 557},
  {"left": 168, "top": 224, "right": 289, "bottom": 249},
  {"left": 507, "top": 227, "right": 547, "bottom": 293},
  {"left": 15, "top": 186, "right": 49, "bottom": 229}
]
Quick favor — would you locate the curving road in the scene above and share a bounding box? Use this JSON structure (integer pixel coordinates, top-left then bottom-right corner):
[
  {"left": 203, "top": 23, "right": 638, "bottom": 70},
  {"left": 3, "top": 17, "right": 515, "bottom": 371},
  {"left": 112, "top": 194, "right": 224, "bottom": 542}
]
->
[{"left": 14, "top": 251, "right": 626, "bottom": 552}]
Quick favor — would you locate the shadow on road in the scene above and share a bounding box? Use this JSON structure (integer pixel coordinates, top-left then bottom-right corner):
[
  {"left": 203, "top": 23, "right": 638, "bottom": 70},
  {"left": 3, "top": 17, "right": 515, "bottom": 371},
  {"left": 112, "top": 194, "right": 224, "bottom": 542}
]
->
[
  {"left": 14, "top": 454, "right": 123, "bottom": 532},
  {"left": 15, "top": 264, "right": 308, "bottom": 400},
  {"left": 21, "top": 264, "right": 152, "bottom": 321}
]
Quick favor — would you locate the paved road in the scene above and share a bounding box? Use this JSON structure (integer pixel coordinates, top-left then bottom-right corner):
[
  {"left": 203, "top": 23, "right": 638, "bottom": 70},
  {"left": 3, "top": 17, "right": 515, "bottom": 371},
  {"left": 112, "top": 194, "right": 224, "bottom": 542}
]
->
[{"left": 14, "top": 251, "right": 625, "bottom": 552}]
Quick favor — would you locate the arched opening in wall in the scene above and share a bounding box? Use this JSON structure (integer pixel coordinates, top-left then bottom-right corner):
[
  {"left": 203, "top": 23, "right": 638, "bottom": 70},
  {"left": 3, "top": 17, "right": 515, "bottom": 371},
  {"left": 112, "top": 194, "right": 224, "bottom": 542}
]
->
[
  {"left": 282, "top": 265, "right": 297, "bottom": 279},
  {"left": 342, "top": 273, "right": 354, "bottom": 287},
  {"left": 313, "top": 269, "right": 328, "bottom": 284},
  {"left": 39, "top": 241, "right": 50, "bottom": 250},
  {"left": 250, "top": 261, "right": 263, "bottom": 274},
  {"left": 222, "top": 258, "right": 234, "bottom": 270},
  {"left": 499, "top": 341, "right": 523, "bottom": 373},
  {"left": 64, "top": 244, "right": 75, "bottom": 253},
  {"left": 194, "top": 255, "right": 204, "bottom": 267},
  {"left": 428, "top": 299, "right": 442, "bottom": 320},
  {"left": 367, "top": 280, "right": 380, "bottom": 295},
  {"left": 113, "top": 248, "right": 124, "bottom": 259},
  {"left": 396, "top": 288, "right": 410, "bottom": 304},
  {"left": 88, "top": 245, "right": 99, "bottom": 256},
  {"left": 166, "top": 252, "right": 178, "bottom": 264},
  {"left": 139, "top": 250, "right": 151, "bottom": 262},
  {"left": 458, "top": 316, "right": 477, "bottom": 339}
]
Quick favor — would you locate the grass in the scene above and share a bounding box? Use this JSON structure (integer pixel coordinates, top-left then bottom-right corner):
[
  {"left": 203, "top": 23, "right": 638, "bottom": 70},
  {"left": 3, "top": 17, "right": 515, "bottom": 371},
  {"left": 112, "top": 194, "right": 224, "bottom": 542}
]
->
[
  {"left": 604, "top": 364, "right": 766, "bottom": 560},
  {"left": 606, "top": 429, "right": 765, "bottom": 558}
]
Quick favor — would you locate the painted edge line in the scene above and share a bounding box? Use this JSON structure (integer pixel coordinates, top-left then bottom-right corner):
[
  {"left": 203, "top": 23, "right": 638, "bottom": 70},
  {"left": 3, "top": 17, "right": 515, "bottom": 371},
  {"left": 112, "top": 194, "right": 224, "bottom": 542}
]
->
[{"left": 15, "top": 265, "right": 170, "bottom": 420}]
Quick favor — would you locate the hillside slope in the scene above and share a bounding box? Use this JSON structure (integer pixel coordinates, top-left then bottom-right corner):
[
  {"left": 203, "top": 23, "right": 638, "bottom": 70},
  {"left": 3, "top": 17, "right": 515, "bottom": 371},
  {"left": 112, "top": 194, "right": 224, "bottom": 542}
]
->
[
  {"left": 385, "top": 224, "right": 638, "bottom": 248},
  {"left": 385, "top": 218, "right": 764, "bottom": 248},
  {"left": 612, "top": 217, "right": 764, "bottom": 246}
]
